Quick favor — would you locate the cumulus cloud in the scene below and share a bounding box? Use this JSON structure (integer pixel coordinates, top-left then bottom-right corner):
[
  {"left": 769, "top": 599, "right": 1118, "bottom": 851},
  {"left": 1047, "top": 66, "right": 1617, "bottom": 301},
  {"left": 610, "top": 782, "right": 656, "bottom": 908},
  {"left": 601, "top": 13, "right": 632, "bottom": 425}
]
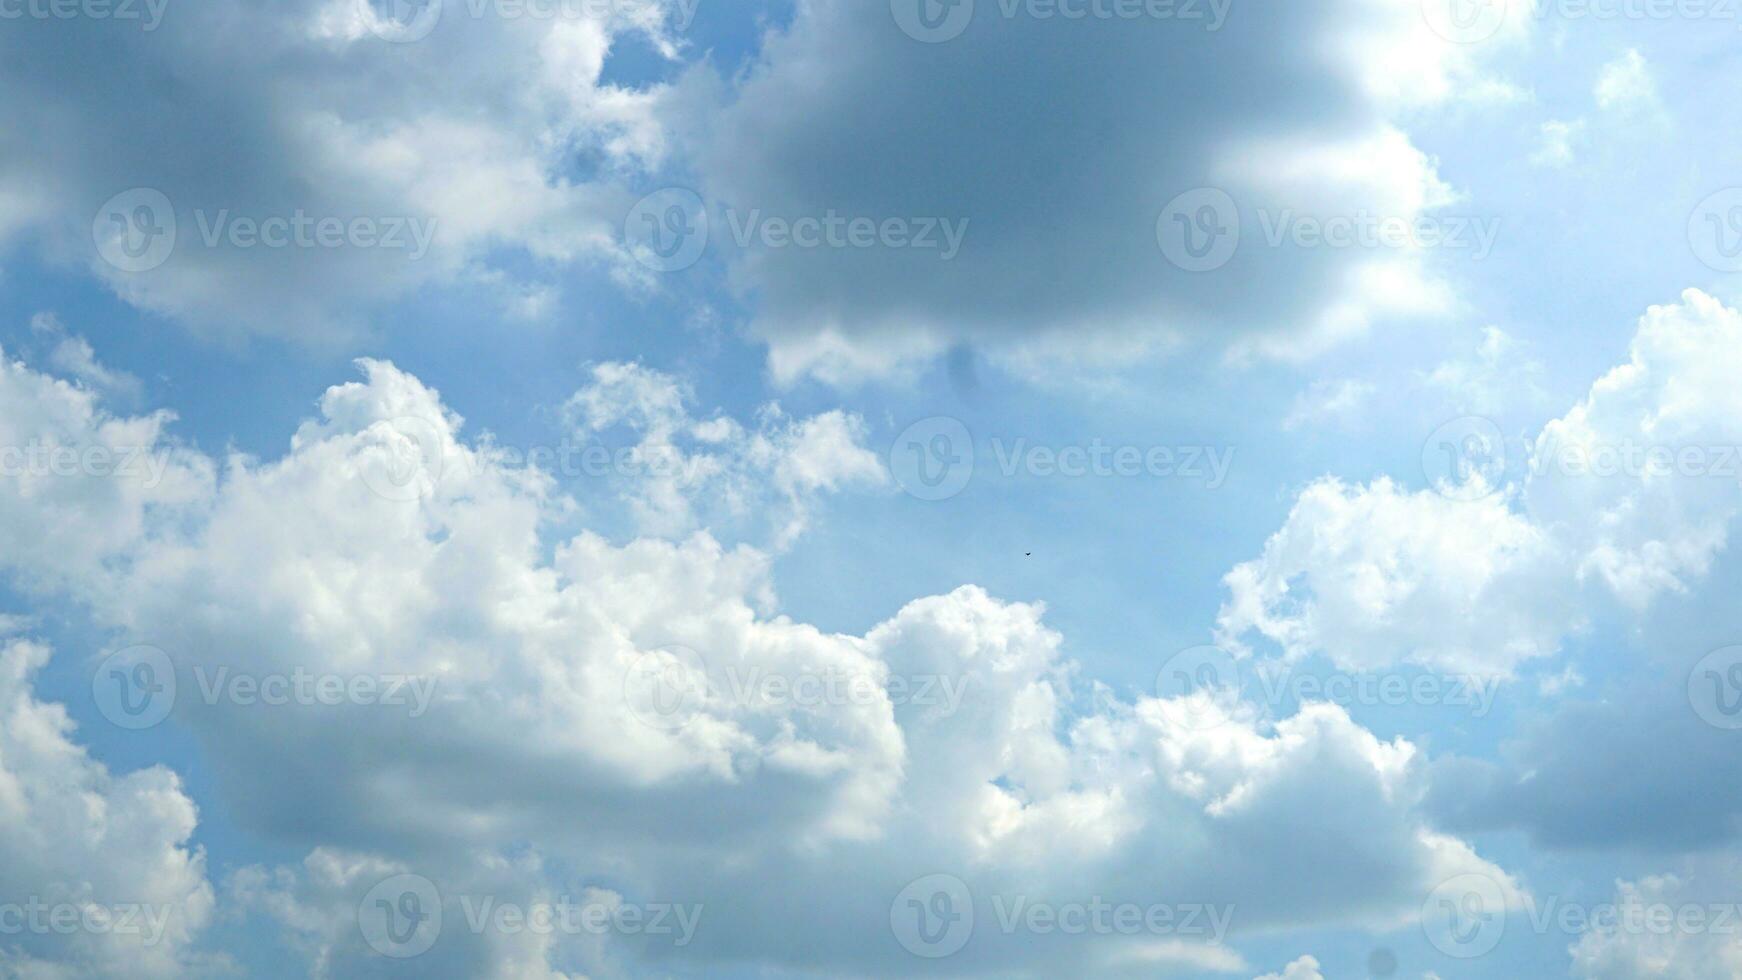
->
[
  {"left": 0, "top": 0, "right": 687, "bottom": 342},
  {"left": 690, "top": 0, "right": 1521, "bottom": 382},
  {"left": 1254, "top": 955, "right": 1325, "bottom": 980},
  {"left": 1526, "top": 289, "right": 1742, "bottom": 607},
  {"left": 0, "top": 640, "right": 213, "bottom": 978},
  {"left": 0, "top": 342, "right": 212, "bottom": 594},
  {"left": 1218, "top": 477, "right": 1574, "bottom": 674},
  {"left": 1568, "top": 870, "right": 1742, "bottom": 979},
  {"left": 564, "top": 361, "right": 887, "bottom": 545},
  {"left": 0, "top": 344, "right": 1515, "bottom": 977},
  {"left": 1221, "top": 289, "right": 1742, "bottom": 675}
]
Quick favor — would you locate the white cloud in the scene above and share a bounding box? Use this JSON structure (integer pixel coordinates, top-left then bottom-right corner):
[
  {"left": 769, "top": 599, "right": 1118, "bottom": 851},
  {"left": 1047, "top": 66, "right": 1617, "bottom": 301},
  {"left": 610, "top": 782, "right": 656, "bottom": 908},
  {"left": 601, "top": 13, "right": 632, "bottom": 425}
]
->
[
  {"left": 0, "top": 345, "right": 1517, "bottom": 977},
  {"left": 564, "top": 361, "right": 887, "bottom": 545},
  {"left": 1282, "top": 379, "right": 1376, "bottom": 432},
  {"left": 1531, "top": 119, "right": 1585, "bottom": 169},
  {"left": 1423, "top": 324, "right": 1544, "bottom": 416},
  {"left": 1223, "top": 289, "right": 1742, "bottom": 673},
  {"left": 694, "top": 0, "right": 1522, "bottom": 382},
  {"left": 1254, "top": 955, "right": 1325, "bottom": 980},
  {"left": 0, "top": 640, "right": 213, "bottom": 978},
  {"left": 1594, "top": 49, "right": 1659, "bottom": 114},
  {"left": 0, "top": 0, "right": 687, "bottom": 342},
  {"left": 1526, "top": 289, "right": 1742, "bottom": 606},
  {"left": 1218, "top": 477, "right": 1574, "bottom": 674},
  {"left": 1569, "top": 872, "right": 1742, "bottom": 979}
]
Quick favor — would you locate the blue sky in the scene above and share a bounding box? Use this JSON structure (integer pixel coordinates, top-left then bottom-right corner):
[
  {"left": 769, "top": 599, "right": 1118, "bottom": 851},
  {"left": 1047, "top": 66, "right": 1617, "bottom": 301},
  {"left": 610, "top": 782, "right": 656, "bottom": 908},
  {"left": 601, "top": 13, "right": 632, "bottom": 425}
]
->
[{"left": 2, "top": 0, "right": 1742, "bottom": 977}]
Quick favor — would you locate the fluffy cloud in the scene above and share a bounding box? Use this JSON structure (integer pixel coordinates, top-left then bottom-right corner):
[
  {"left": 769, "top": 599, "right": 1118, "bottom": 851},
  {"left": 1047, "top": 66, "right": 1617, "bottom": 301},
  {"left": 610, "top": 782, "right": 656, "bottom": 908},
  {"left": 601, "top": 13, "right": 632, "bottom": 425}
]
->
[
  {"left": 564, "top": 361, "right": 887, "bottom": 545},
  {"left": 0, "top": 0, "right": 685, "bottom": 342},
  {"left": 0, "top": 640, "right": 213, "bottom": 978},
  {"left": 1568, "top": 871, "right": 1742, "bottom": 979},
  {"left": 1218, "top": 477, "right": 1573, "bottom": 674},
  {"left": 0, "top": 343, "right": 212, "bottom": 594},
  {"left": 0, "top": 344, "right": 1514, "bottom": 976},
  {"left": 1526, "top": 289, "right": 1742, "bottom": 607},
  {"left": 1221, "top": 289, "right": 1742, "bottom": 675},
  {"left": 690, "top": 0, "right": 1520, "bottom": 381},
  {"left": 1254, "top": 955, "right": 1324, "bottom": 980}
]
